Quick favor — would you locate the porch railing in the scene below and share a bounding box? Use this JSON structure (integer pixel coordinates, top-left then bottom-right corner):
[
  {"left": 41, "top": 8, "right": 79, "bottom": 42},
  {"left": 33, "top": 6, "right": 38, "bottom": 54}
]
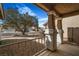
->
[{"left": 0, "top": 37, "right": 47, "bottom": 56}]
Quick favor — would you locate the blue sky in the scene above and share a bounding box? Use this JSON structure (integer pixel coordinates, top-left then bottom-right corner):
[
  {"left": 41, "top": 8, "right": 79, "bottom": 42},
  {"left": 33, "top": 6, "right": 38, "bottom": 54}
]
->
[{"left": 2, "top": 3, "right": 48, "bottom": 27}]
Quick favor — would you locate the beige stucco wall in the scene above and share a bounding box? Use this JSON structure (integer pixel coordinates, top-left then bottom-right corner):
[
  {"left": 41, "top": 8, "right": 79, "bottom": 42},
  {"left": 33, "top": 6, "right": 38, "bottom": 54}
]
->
[{"left": 62, "top": 15, "right": 79, "bottom": 41}]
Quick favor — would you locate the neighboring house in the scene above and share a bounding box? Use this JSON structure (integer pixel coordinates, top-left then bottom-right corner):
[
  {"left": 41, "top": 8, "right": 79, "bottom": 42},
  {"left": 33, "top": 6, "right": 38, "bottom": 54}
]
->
[{"left": 43, "top": 22, "right": 48, "bottom": 29}]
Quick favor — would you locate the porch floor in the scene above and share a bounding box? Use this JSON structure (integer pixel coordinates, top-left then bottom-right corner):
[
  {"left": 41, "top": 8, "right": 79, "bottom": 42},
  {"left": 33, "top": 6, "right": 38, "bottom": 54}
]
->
[{"left": 38, "top": 44, "right": 79, "bottom": 56}]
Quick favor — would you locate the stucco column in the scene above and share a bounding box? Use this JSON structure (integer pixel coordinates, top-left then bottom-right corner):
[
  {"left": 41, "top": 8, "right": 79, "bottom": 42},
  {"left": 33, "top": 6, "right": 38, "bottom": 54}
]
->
[
  {"left": 57, "top": 17, "right": 64, "bottom": 44},
  {"left": 46, "top": 11, "right": 57, "bottom": 51}
]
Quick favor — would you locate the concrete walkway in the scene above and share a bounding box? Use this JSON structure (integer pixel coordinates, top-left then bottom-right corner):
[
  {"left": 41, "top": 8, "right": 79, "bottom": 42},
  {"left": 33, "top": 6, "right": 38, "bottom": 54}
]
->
[{"left": 38, "top": 44, "right": 79, "bottom": 56}]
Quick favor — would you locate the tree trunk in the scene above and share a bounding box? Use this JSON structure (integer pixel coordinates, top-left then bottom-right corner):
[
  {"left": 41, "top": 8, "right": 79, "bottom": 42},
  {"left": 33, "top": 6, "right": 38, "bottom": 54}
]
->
[
  {"left": 22, "top": 28, "right": 26, "bottom": 35},
  {"left": 22, "top": 31, "right": 25, "bottom": 35},
  {"left": 0, "top": 41, "right": 2, "bottom": 45}
]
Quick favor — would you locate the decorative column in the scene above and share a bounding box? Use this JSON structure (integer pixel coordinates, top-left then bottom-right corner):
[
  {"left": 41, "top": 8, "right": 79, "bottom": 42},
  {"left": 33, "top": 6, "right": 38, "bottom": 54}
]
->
[
  {"left": 46, "top": 11, "right": 57, "bottom": 51},
  {"left": 57, "top": 17, "right": 64, "bottom": 44}
]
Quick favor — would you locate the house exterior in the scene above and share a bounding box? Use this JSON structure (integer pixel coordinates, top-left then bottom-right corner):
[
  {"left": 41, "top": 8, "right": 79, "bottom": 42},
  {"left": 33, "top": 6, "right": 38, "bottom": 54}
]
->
[{"left": 0, "top": 3, "right": 79, "bottom": 56}]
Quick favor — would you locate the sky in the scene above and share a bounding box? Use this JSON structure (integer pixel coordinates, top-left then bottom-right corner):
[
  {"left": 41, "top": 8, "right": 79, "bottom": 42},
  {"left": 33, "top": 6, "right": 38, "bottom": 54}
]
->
[{"left": 2, "top": 3, "right": 48, "bottom": 27}]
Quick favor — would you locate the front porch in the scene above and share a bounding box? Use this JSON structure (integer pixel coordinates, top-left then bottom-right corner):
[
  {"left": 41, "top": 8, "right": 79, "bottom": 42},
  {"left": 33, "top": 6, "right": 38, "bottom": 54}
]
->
[
  {"left": 37, "top": 43, "right": 79, "bottom": 56},
  {"left": 0, "top": 3, "right": 79, "bottom": 56}
]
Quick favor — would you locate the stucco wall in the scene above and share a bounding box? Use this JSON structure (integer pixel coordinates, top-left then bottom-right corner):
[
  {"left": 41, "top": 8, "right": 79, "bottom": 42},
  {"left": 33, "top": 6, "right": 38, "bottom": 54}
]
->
[{"left": 62, "top": 15, "right": 79, "bottom": 41}]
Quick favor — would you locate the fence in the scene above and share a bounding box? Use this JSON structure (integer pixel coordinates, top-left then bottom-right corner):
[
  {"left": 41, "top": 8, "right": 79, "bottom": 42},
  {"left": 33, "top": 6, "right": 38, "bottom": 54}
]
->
[{"left": 0, "top": 37, "right": 46, "bottom": 56}]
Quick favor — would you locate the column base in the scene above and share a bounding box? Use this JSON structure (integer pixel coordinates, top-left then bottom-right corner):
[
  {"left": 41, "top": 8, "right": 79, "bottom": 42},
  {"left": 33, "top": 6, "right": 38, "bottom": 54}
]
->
[{"left": 47, "top": 48, "right": 57, "bottom": 52}]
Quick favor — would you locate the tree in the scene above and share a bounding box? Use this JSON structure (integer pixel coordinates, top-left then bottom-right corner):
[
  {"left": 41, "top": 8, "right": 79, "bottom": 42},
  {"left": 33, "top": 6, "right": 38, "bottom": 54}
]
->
[{"left": 2, "top": 8, "right": 38, "bottom": 35}]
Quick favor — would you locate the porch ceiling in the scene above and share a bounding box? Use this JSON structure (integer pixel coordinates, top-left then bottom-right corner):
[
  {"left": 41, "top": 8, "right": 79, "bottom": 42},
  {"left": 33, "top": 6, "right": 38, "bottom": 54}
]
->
[{"left": 35, "top": 3, "right": 79, "bottom": 18}]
